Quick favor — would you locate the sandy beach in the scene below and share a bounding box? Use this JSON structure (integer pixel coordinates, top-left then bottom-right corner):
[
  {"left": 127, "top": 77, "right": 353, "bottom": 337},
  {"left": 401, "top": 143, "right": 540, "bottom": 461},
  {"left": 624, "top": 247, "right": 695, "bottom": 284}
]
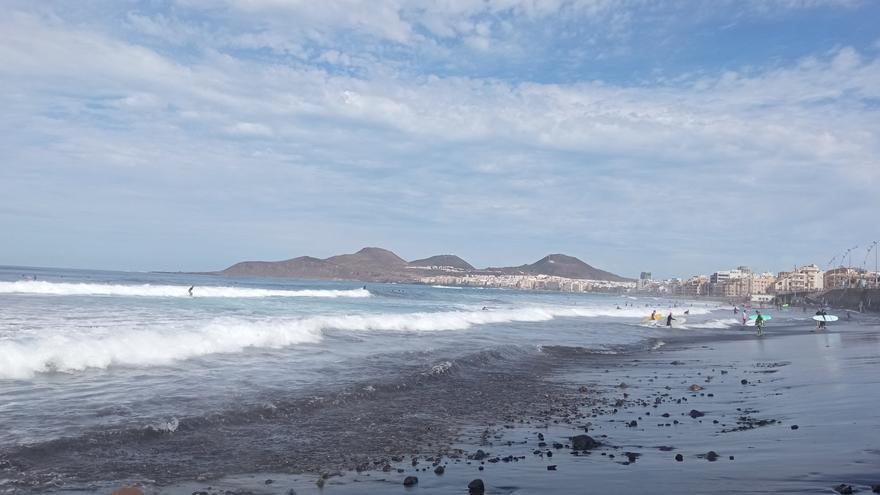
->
[{"left": 126, "top": 314, "right": 879, "bottom": 495}]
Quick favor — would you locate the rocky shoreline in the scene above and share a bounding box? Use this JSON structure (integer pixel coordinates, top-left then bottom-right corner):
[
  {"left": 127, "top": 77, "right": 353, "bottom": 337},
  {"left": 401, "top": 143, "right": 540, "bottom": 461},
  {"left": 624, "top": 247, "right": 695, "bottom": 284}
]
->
[
  {"left": 8, "top": 317, "right": 880, "bottom": 495},
  {"left": 142, "top": 318, "right": 880, "bottom": 495}
]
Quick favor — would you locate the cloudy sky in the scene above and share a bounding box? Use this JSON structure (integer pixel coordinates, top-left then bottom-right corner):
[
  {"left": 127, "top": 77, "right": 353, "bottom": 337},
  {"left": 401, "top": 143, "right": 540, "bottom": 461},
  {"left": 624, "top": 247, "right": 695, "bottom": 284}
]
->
[{"left": 1, "top": 0, "right": 878, "bottom": 278}]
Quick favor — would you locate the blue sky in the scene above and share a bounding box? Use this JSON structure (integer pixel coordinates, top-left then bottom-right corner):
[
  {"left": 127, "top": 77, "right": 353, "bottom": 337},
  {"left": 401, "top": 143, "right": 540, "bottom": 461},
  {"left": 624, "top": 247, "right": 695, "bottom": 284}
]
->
[{"left": 1, "top": 0, "right": 879, "bottom": 278}]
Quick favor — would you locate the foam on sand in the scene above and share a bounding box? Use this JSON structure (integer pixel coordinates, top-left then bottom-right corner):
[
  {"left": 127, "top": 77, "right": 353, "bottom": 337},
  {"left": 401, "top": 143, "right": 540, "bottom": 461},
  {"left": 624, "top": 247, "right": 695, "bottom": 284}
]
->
[{"left": 0, "top": 281, "right": 371, "bottom": 298}]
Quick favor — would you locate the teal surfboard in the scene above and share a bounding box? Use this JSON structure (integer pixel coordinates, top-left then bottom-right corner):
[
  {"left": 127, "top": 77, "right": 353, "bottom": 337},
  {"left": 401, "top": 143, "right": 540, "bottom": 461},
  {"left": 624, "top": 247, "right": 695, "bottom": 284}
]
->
[{"left": 748, "top": 314, "right": 772, "bottom": 320}]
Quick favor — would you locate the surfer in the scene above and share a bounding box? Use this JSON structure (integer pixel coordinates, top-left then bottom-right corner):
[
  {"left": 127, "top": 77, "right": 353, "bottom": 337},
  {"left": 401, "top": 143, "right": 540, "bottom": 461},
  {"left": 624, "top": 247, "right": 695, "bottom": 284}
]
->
[
  {"left": 684, "top": 309, "right": 690, "bottom": 315},
  {"left": 733, "top": 306, "right": 738, "bottom": 315},
  {"left": 755, "top": 312, "right": 765, "bottom": 336},
  {"left": 188, "top": 285, "right": 194, "bottom": 297},
  {"left": 815, "top": 309, "right": 827, "bottom": 329},
  {"left": 650, "top": 309, "right": 657, "bottom": 321},
  {"left": 666, "top": 312, "right": 675, "bottom": 327}
]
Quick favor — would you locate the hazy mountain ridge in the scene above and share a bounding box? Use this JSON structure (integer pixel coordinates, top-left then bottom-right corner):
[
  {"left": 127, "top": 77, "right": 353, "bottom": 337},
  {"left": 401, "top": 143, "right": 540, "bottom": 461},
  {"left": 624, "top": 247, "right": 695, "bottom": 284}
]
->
[
  {"left": 219, "top": 248, "right": 628, "bottom": 282},
  {"left": 487, "top": 254, "right": 630, "bottom": 283},
  {"left": 408, "top": 255, "right": 475, "bottom": 271}
]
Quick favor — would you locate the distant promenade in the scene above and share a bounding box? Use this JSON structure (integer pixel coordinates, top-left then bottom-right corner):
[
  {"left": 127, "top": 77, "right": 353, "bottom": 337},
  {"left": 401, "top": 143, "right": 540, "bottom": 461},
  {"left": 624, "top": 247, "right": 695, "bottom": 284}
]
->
[{"left": 773, "top": 288, "right": 880, "bottom": 312}]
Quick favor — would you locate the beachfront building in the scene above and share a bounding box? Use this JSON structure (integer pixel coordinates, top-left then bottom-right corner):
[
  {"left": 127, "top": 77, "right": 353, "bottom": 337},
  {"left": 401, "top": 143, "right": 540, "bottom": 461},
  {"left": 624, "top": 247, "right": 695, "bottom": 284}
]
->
[
  {"left": 824, "top": 267, "right": 863, "bottom": 289},
  {"left": 751, "top": 273, "right": 776, "bottom": 294},
  {"left": 724, "top": 276, "right": 751, "bottom": 298},
  {"left": 774, "top": 272, "right": 806, "bottom": 292},
  {"left": 799, "top": 264, "right": 824, "bottom": 290},
  {"left": 709, "top": 268, "right": 749, "bottom": 297},
  {"left": 418, "top": 273, "right": 635, "bottom": 293},
  {"left": 862, "top": 271, "right": 880, "bottom": 289},
  {"left": 773, "top": 264, "right": 824, "bottom": 293},
  {"left": 672, "top": 275, "right": 709, "bottom": 296}
]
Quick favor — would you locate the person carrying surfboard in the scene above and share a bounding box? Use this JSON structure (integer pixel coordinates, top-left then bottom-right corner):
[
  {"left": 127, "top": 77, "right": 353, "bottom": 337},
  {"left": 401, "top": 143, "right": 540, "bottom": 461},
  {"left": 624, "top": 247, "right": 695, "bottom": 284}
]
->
[
  {"left": 755, "top": 311, "right": 765, "bottom": 336},
  {"left": 815, "top": 309, "right": 827, "bottom": 329}
]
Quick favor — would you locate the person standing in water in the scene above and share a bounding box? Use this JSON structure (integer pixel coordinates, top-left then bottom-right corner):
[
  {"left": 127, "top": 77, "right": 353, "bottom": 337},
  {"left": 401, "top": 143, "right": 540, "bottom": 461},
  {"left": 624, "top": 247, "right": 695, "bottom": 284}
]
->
[
  {"left": 666, "top": 312, "right": 675, "bottom": 327},
  {"left": 650, "top": 309, "right": 657, "bottom": 321},
  {"left": 188, "top": 285, "right": 194, "bottom": 297},
  {"left": 755, "top": 312, "right": 765, "bottom": 336}
]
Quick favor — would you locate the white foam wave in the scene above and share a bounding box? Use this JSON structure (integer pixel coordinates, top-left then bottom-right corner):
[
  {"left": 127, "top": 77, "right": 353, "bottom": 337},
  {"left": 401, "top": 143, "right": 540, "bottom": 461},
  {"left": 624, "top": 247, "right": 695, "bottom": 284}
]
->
[
  {"left": 148, "top": 417, "right": 180, "bottom": 434},
  {"left": 0, "top": 304, "right": 713, "bottom": 379},
  {"left": 0, "top": 281, "right": 371, "bottom": 299},
  {"left": 0, "top": 317, "right": 325, "bottom": 379},
  {"left": 431, "top": 285, "right": 463, "bottom": 289},
  {"left": 687, "top": 318, "right": 742, "bottom": 329}
]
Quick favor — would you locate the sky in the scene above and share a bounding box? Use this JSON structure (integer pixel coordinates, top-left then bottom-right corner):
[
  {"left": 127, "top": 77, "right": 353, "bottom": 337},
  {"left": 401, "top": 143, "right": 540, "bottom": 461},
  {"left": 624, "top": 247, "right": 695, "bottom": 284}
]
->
[{"left": 1, "top": 0, "right": 879, "bottom": 278}]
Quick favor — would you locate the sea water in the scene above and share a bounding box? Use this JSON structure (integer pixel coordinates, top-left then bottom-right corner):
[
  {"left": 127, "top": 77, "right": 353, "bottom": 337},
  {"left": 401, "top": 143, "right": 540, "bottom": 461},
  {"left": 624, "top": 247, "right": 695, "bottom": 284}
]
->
[{"left": 0, "top": 265, "right": 731, "bottom": 485}]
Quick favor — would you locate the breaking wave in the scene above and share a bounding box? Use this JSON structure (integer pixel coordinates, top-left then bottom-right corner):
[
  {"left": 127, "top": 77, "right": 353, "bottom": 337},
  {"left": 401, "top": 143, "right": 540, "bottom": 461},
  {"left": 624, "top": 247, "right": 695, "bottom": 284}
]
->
[
  {"left": 0, "top": 305, "right": 712, "bottom": 379},
  {"left": 0, "top": 281, "right": 371, "bottom": 299},
  {"left": 687, "top": 318, "right": 742, "bottom": 329}
]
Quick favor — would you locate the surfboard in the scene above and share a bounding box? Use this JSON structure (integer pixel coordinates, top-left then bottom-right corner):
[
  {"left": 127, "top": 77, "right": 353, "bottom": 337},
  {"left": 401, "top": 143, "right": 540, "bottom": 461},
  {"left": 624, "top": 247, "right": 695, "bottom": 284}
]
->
[
  {"left": 642, "top": 313, "right": 664, "bottom": 322},
  {"left": 748, "top": 314, "right": 772, "bottom": 321},
  {"left": 812, "top": 315, "right": 839, "bottom": 322}
]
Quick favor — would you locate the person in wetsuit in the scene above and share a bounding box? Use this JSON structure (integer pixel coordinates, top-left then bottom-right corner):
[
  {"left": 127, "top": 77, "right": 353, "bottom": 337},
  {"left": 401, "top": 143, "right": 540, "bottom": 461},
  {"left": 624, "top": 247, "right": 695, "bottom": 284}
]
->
[{"left": 666, "top": 312, "right": 675, "bottom": 327}]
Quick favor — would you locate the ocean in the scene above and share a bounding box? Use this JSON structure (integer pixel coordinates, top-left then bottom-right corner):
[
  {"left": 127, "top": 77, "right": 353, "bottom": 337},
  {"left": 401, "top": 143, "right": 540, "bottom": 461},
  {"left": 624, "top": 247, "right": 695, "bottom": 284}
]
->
[{"left": 0, "top": 265, "right": 730, "bottom": 491}]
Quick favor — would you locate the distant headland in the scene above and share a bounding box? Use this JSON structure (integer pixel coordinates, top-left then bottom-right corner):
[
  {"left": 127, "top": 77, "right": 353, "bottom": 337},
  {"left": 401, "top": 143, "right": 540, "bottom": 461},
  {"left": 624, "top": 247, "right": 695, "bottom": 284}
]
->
[{"left": 213, "top": 247, "right": 631, "bottom": 290}]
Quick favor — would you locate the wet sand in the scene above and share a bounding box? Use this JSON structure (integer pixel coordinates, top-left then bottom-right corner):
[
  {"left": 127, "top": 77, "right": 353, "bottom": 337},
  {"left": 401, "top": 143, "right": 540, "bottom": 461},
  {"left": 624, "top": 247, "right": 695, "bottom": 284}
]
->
[{"left": 161, "top": 319, "right": 880, "bottom": 495}]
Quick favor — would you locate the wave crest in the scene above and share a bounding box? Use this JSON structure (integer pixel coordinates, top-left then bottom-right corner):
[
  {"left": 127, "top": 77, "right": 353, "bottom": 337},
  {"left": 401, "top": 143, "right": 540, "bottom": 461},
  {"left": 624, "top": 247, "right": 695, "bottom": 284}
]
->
[
  {"left": 0, "top": 305, "right": 712, "bottom": 379},
  {"left": 0, "top": 281, "right": 370, "bottom": 298}
]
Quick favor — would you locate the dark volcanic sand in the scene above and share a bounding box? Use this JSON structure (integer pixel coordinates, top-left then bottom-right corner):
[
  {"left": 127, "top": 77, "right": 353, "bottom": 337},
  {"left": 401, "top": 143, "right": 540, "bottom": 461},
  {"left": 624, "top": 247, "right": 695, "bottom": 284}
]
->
[{"left": 3, "top": 319, "right": 880, "bottom": 494}]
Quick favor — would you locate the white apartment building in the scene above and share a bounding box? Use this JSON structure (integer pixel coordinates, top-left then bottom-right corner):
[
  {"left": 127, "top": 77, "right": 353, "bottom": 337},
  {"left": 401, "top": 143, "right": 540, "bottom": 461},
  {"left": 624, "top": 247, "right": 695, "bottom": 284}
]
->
[{"left": 774, "top": 264, "right": 824, "bottom": 292}]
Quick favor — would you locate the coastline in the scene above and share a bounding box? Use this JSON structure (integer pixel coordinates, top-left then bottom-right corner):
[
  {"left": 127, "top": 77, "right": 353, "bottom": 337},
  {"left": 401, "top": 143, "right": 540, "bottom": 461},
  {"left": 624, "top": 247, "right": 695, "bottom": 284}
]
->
[{"left": 122, "top": 315, "right": 880, "bottom": 495}]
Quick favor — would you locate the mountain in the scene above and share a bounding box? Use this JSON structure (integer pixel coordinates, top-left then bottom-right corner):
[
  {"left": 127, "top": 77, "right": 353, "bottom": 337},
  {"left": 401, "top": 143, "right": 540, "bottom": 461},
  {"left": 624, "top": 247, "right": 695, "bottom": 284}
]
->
[
  {"left": 218, "top": 248, "right": 628, "bottom": 283},
  {"left": 220, "top": 247, "right": 413, "bottom": 282},
  {"left": 408, "top": 254, "right": 475, "bottom": 271},
  {"left": 492, "top": 254, "right": 630, "bottom": 282}
]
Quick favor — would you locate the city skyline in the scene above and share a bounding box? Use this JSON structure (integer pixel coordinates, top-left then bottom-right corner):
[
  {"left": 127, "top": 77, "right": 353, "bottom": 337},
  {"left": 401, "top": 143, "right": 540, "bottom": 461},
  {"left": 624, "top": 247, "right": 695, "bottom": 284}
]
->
[{"left": 1, "top": 1, "right": 879, "bottom": 278}]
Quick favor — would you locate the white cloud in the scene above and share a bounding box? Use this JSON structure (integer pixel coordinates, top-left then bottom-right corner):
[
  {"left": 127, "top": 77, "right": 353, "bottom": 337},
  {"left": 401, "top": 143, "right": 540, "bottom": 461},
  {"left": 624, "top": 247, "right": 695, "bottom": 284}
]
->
[
  {"left": 229, "top": 122, "right": 274, "bottom": 136},
  {"left": 1, "top": 2, "right": 878, "bottom": 273}
]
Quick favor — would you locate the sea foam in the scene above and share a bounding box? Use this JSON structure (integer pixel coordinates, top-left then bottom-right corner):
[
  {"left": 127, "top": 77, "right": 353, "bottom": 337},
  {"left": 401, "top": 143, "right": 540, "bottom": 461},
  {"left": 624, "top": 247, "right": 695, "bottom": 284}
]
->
[
  {"left": 688, "top": 318, "right": 742, "bottom": 329},
  {"left": 0, "top": 281, "right": 370, "bottom": 298},
  {"left": 0, "top": 305, "right": 713, "bottom": 379}
]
